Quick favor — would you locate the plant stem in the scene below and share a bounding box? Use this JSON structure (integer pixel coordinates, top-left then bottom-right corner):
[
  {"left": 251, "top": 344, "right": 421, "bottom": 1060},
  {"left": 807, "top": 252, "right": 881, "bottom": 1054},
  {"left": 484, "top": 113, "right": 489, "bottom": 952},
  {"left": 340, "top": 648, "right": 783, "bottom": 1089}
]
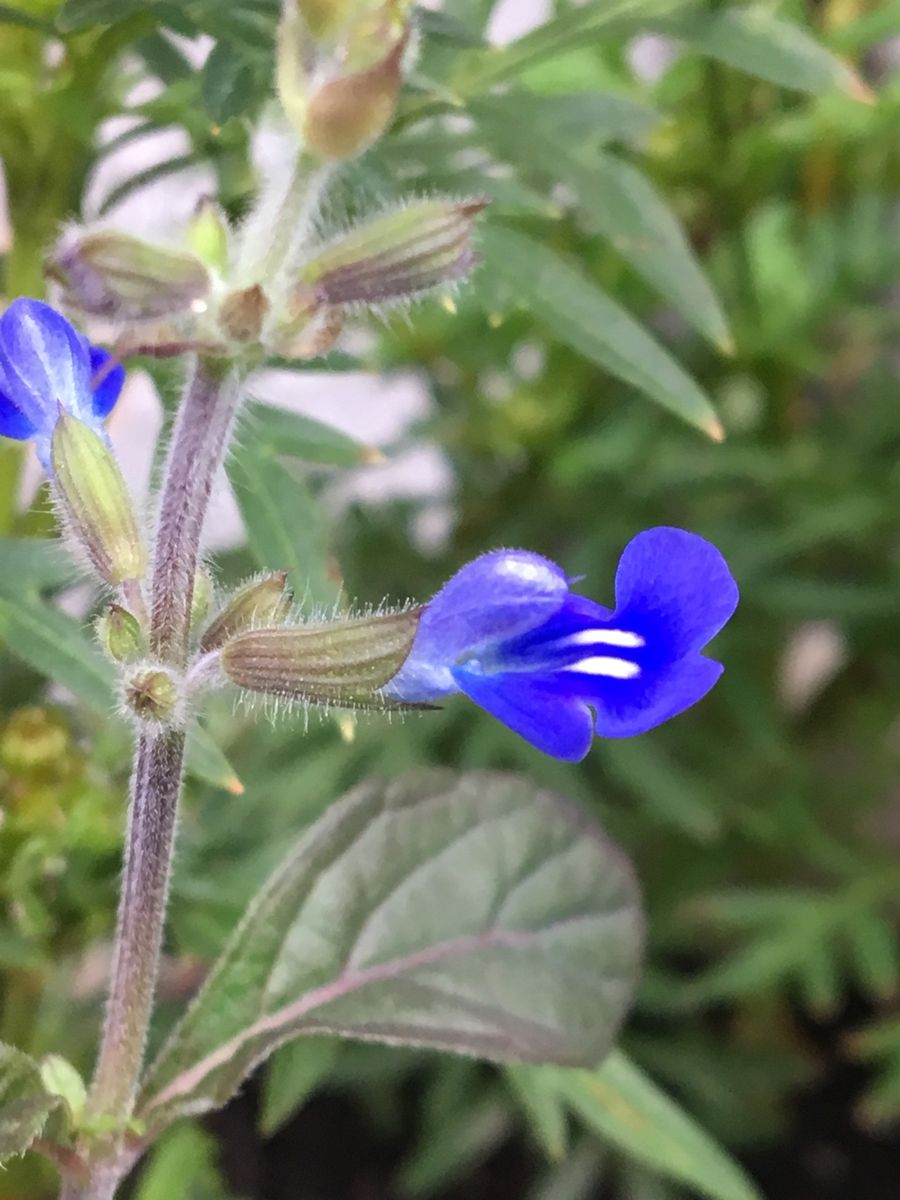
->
[{"left": 62, "top": 360, "right": 242, "bottom": 1200}]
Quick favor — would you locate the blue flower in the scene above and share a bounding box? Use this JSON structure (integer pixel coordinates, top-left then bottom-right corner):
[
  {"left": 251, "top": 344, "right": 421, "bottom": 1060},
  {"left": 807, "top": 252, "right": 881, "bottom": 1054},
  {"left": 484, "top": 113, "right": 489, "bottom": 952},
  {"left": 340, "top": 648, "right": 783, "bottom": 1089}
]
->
[
  {"left": 384, "top": 527, "right": 739, "bottom": 760},
  {"left": 0, "top": 298, "right": 125, "bottom": 470}
]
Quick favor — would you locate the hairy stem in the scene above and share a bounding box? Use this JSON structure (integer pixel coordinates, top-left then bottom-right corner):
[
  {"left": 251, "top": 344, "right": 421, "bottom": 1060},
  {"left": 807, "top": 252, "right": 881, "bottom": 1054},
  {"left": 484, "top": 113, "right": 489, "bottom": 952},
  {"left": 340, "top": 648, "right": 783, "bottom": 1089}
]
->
[{"left": 63, "top": 360, "right": 242, "bottom": 1198}]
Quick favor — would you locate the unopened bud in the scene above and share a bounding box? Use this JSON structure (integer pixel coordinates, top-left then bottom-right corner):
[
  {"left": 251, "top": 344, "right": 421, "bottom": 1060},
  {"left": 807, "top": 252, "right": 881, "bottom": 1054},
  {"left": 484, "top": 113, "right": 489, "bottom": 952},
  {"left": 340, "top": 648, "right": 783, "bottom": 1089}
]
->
[
  {"left": 277, "top": 0, "right": 411, "bottom": 162},
  {"left": 97, "top": 604, "right": 144, "bottom": 663},
  {"left": 51, "top": 415, "right": 147, "bottom": 585},
  {"left": 220, "top": 608, "right": 422, "bottom": 708},
  {"left": 219, "top": 284, "right": 270, "bottom": 344},
  {"left": 188, "top": 198, "right": 230, "bottom": 275},
  {"left": 303, "top": 35, "right": 407, "bottom": 161},
  {"left": 200, "top": 573, "right": 292, "bottom": 653},
  {"left": 48, "top": 231, "right": 210, "bottom": 321},
  {"left": 298, "top": 197, "right": 487, "bottom": 309},
  {"left": 124, "top": 666, "right": 181, "bottom": 725}
]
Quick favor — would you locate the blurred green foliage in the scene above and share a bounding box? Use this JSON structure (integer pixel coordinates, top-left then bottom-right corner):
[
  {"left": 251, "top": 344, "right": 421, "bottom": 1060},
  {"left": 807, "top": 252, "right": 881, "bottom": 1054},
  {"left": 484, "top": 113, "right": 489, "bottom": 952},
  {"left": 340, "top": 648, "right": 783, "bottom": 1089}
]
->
[{"left": 1, "top": 0, "right": 899, "bottom": 1197}]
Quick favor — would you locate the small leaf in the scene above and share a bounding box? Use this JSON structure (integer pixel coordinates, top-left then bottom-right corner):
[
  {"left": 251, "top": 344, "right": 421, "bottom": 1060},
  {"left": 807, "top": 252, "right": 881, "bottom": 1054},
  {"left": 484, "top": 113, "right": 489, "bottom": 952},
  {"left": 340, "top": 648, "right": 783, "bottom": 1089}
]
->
[
  {"left": 260, "top": 1037, "right": 340, "bottom": 1136},
  {"left": 185, "top": 726, "right": 244, "bottom": 796},
  {"left": 227, "top": 441, "right": 338, "bottom": 612},
  {"left": 137, "top": 770, "right": 643, "bottom": 1133},
  {"left": 244, "top": 401, "right": 378, "bottom": 467},
  {"left": 532, "top": 1052, "right": 762, "bottom": 1200},
  {"left": 479, "top": 225, "right": 722, "bottom": 437},
  {"left": 0, "top": 1043, "right": 60, "bottom": 1161}
]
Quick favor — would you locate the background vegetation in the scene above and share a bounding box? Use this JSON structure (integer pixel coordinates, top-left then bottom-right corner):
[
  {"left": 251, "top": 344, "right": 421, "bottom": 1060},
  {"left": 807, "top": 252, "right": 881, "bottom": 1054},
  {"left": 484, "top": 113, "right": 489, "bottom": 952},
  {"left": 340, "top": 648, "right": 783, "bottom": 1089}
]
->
[{"left": 1, "top": 0, "right": 899, "bottom": 1197}]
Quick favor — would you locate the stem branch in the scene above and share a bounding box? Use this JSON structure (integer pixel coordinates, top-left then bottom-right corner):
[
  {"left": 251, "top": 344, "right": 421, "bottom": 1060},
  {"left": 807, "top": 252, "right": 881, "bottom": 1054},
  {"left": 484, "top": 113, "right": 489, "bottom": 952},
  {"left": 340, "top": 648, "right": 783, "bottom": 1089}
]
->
[{"left": 62, "top": 360, "right": 242, "bottom": 1199}]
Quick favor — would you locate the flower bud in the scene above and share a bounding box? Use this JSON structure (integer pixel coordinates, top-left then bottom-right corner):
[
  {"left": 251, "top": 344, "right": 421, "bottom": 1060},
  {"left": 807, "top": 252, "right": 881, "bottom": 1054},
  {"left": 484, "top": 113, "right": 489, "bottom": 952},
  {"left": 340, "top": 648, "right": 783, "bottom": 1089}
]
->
[
  {"left": 297, "top": 197, "right": 487, "bottom": 310},
  {"left": 187, "top": 198, "right": 230, "bottom": 275},
  {"left": 48, "top": 231, "right": 211, "bottom": 321},
  {"left": 219, "top": 284, "right": 270, "bottom": 344},
  {"left": 277, "top": 0, "right": 411, "bottom": 162},
  {"left": 51, "top": 414, "right": 147, "bottom": 585},
  {"left": 124, "top": 665, "right": 181, "bottom": 725},
  {"left": 97, "top": 604, "right": 145, "bottom": 664},
  {"left": 303, "top": 35, "right": 407, "bottom": 161},
  {"left": 220, "top": 608, "right": 422, "bottom": 709},
  {"left": 199, "top": 572, "right": 293, "bottom": 654}
]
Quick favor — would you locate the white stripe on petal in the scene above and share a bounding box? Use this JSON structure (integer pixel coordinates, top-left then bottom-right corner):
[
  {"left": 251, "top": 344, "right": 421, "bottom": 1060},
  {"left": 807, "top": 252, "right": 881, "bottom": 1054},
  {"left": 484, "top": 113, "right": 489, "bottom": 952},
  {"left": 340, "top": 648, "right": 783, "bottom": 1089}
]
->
[
  {"left": 565, "top": 628, "right": 645, "bottom": 649},
  {"left": 564, "top": 656, "right": 641, "bottom": 679}
]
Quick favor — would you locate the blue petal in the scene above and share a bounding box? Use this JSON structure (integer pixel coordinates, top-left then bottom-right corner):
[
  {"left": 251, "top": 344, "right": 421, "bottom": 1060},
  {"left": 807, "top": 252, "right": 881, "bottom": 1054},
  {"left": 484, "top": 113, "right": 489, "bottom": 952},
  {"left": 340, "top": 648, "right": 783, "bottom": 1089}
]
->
[
  {"left": 88, "top": 347, "right": 125, "bottom": 420},
  {"left": 388, "top": 549, "right": 569, "bottom": 700},
  {"left": 0, "top": 384, "right": 37, "bottom": 440},
  {"left": 614, "top": 527, "right": 738, "bottom": 659},
  {"left": 452, "top": 666, "right": 595, "bottom": 761},
  {"left": 0, "top": 299, "right": 93, "bottom": 433},
  {"left": 588, "top": 653, "right": 724, "bottom": 738}
]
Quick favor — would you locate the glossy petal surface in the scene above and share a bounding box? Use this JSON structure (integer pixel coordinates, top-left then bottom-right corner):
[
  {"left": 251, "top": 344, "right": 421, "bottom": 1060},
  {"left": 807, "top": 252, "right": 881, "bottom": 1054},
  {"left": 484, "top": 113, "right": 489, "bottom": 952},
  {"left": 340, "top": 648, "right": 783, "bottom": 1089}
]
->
[{"left": 386, "top": 528, "right": 737, "bottom": 759}]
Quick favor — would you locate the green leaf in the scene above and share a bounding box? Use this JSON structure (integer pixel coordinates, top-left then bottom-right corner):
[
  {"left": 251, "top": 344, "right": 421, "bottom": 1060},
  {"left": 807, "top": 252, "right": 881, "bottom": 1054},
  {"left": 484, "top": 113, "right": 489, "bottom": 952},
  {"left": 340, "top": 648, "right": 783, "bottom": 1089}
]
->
[
  {"left": 260, "top": 1036, "right": 340, "bottom": 1136},
  {"left": 664, "top": 6, "right": 855, "bottom": 95},
  {"left": 201, "top": 40, "right": 256, "bottom": 125},
  {"left": 450, "top": 0, "right": 687, "bottom": 95},
  {"left": 244, "top": 401, "right": 377, "bottom": 467},
  {"left": 0, "top": 593, "right": 115, "bottom": 712},
  {"left": 0, "top": 1043, "right": 60, "bottom": 1161},
  {"left": 0, "top": 539, "right": 78, "bottom": 593},
  {"left": 531, "top": 1052, "right": 762, "bottom": 1200},
  {"left": 227, "top": 441, "right": 338, "bottom": 612},
  {"left": 138, "top": 770, "right": 643, "bottom": 1133},
  {"left": 57, "top": 0, "right": 150, "bottom": 32},
  {"left": 474, "top": 106, "right": 730, "bottom": 348},
  {"left": 185, "top": 726, "right": 244, "bottom": 796},
  {"left": 0, "top": 4, "right": 53, "bottom": 31},
  {"left": 479, "top": 225, "right": 721, "bottom": 436},
  {"left": 132, "top": 1124, "right": 227, "bottom": 1200},
  {"left": 506, "top": 1065, "right": 570, "bottom": 1161},
  {"left": 472, "top": 90, "right": 661, "bottom": 149}
]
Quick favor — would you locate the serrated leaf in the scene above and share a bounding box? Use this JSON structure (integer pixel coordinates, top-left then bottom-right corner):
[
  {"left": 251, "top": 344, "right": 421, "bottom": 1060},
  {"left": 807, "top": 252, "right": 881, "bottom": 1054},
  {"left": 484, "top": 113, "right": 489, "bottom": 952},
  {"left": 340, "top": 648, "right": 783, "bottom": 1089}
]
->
[
  {"left": 533, "top": 1052, "right": 762, "bottom": 1200},
  {"left": 227, "top": 441, "right": 338, "bottom": 612},
  {"left": 137, "top": 770, "right": 643, "bottom": 1133},
  {"left": 479, "top": 225, "right": 721, "bottom": 436},
  {"left": 0, "top": 1043, "right": 60, "bottom": 1161},
  {"left": 663, "top": 6, "right": 854, "bottom": 95},
  {"left": 474, "top": 106, "right": 730, "bottom": 348},
  {"left": 244, "top": 401, "right": 376, "bottom": 467},
  {"left": 260, "top": 1036, "right": 339, "bottom": 1136}
]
